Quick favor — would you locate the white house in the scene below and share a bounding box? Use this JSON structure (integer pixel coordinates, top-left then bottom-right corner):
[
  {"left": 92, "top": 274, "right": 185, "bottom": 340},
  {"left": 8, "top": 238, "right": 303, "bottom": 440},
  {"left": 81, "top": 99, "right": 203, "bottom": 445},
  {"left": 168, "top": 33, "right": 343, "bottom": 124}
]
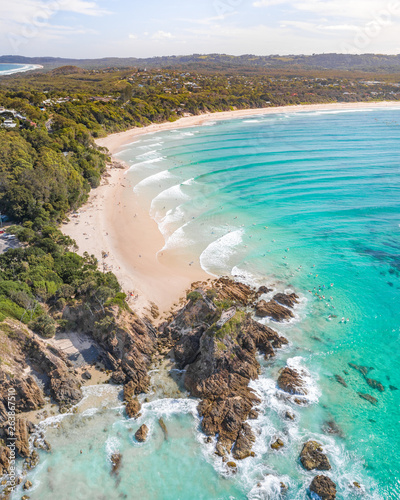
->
[{"left": 2, "top": 119, "right": 17, "bottom": 128}]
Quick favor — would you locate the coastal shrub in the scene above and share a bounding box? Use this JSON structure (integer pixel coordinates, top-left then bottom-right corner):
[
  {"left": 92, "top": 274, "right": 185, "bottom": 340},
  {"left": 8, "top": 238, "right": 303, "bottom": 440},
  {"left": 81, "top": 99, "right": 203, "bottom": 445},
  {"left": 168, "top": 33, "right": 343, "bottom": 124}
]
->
[
  {"left": 0, "top": 298, "right": 27, "bottom": 323},
  {"left": 215, "top": 299, "right": 234, "bottom": 311},
  {"left": 106, "top": 292, "right": 129, "bottom": 311},
  {"left": 30, "top": 314, "right": 57, "bottom": 338},
  {"left": 206, "top": 289, "right": 218, "bottom": 301},
  {"left": 186, "top": 291, "right": 203, "bottom": 303}
]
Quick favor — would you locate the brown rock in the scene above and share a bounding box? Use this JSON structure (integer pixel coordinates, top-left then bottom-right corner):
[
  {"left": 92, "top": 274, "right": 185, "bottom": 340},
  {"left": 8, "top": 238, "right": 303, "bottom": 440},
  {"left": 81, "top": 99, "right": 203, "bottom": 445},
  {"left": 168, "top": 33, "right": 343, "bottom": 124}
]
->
[
  {"left": 0, "top": 446, "right": 11, "bottom": 475},
  {"left": 226, "top": 461, "right": 237, "bottom": 473},
  {"left": 110, "top": 453, "right": 121, "bottom": 475},
  {"left": 158, "top": 418, "right": 168, "bottom": 440},
  {"left": 255, "top": 300, "right": 294, "bottom": 322},
  {"left": 49, "top": 368, "right": 82, "bottom": 406},
  {"left": 232, "top": 423, "right": 256, "bottom": 460},
  {"left": 15, "top": 418, "right": 30, "bottom": 458},
  {"left": 125, "top": 398, "right": 141, "bottom": 419},
  {"left": 215, "top": 437, "right": 234, "bottom": 458},
  {"left": 309, "top": 475, "right": 337, "bottom": 500},
  {"left": 135, "top": 424, "right": 149, "bottom": 443},
  {"left": 300, "top": 441, "right": 331, "bottom": 471},
  {"left": 271, "top": 438, "right": 284, "bottom": 450},
  {"left": 273, "top": 292, "right": 299, "bottom": 308},
  {"left": 256, "top": 286, "right": 272, "bottom": 298},
  {"left": 23, "top": 480, "right": 32, "bottom": 490},
  {"left": 123, "top": 381, "right": 136, "bottom": 402},
  {"left": 278, "top": 367, "right": 307, "bottom": 396}
]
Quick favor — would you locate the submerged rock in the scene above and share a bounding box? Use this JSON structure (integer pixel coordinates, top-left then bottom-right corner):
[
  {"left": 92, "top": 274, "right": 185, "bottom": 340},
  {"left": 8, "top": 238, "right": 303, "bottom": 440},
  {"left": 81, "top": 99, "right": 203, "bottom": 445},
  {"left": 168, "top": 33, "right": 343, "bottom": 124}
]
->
[
  {"left": 135, "top": 424, "right": 149, "bottom": 443},
  {"left": 110, "top": 453, "right": 122, "bottom": 475},
  {"left": 365, "top": 378, "right": 384, "bottom": 392},
  {"left": 389, "top": 385, "right": 398, "bottom": 391},
  {"left": 334, "top": 375, "right": 347, "bottom": 388},
  {"left": 358, "top": 392, "right": 377, "bottom": 406},
  {"left": 309, "top": 475, "right": 337, "bottom": 500},
  {"left": 348, "top": 363, "right": 374, "bottom": 377},
  {"left": 158, "top": 418, "right": 168, "bottom": 440},
  {"left": 300, "top": 441, "right": 331, "bottom": 471},
  {"left": 322, "top": 420, "right": 344, "bottom": 438},
  {"left": 255, "top": 300, "right": 294, "bottom": 322},
  {"left": 277, "top": 367, "right": 307, "bottom": 396}
]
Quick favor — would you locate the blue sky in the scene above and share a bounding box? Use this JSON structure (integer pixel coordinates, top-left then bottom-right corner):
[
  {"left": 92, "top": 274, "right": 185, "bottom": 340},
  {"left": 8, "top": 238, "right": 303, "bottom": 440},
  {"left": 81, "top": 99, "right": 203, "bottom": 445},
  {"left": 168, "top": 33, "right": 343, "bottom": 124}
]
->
[{"left": 2, "top": 0, "right": 400, "bottom": 58}]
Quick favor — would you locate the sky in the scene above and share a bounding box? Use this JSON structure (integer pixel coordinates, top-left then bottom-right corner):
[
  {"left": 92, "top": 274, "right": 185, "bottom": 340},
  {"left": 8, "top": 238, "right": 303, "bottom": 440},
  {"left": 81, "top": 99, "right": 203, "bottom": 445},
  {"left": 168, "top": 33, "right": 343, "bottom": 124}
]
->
[{"left": 1, "top": 0, "right": 400, "bottom": 58}]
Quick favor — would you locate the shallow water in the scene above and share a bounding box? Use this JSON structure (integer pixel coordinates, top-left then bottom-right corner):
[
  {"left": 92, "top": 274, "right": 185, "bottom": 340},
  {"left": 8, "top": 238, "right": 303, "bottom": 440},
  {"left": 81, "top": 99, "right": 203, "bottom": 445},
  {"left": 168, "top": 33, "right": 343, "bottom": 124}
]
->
[{"left": 16, "top": 108, "right": 400, "bottom": 499}]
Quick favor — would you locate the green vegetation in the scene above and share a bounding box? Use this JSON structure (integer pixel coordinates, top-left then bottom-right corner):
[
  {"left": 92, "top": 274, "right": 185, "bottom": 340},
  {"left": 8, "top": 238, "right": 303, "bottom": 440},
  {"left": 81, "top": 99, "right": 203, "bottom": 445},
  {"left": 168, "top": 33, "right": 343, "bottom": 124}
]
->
[
  {"left": 186, "top": 291, "right": 203, "bottom": 303},
  {"left": 208, "top": 310, "right": 247, "bottom": 340}
]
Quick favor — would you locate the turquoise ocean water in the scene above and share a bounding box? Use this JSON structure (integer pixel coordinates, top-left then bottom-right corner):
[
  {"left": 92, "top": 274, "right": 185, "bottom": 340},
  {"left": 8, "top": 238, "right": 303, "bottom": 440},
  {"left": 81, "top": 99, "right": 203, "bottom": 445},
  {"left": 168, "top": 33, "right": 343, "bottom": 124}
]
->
[
  {"left": 0, "top": 63, "right": 38, "bottom": 75},
  {"left": 13, "top": 108, "right": 400, "bottom": 499}
]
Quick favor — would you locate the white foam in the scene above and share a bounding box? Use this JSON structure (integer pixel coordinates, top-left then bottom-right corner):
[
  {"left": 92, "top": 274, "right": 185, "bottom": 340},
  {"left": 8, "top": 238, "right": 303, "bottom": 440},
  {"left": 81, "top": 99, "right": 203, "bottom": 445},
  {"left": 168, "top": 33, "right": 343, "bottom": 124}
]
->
[
  {"left": 200, "top": 228, "right": 244, "bottom": 274},
  {"left": 156, "top": 206, "right": 187, "bottom": 239},
  {"left": 284, "top": 356, "right": 321, "bottom": 405},
  {"left": 248, "top": 474, "right": 290, "bottom": 500},
  {"left": 141, "top": 398, "right": 199, "bottom": 419},
  {"left": 127, "top": 156, "right": 165, "bottom": 172},
  {"left": 105, "top": 436, "right": 121, "bottom": 458},
  {"left": 303, "top": 108, "right": 374, "bottom": 116},
  {"left": 159, "top": 224, "right": 195, "bottom": 251},
  {"left": 133, "top": 169, "right": 173, "bottom": 192},
  {"left": 150, "top": 181, "right": 191, "bottom": 215}
]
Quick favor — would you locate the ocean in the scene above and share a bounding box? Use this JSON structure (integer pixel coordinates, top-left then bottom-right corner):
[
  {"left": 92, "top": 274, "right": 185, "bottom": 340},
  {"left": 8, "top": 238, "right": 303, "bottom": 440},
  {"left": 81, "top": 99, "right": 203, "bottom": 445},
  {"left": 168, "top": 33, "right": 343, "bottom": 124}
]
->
[
  {"left": 14, "top": 107, "right": 400, "bottom": 499},
  {"left": 0, "top": 63, "right": 40, "bottom": 75}
]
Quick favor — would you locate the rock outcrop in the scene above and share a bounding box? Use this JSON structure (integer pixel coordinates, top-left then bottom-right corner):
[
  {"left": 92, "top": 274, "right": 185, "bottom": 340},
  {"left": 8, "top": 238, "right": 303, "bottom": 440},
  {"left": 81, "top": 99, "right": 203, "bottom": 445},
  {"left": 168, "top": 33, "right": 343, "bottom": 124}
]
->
[
  {"left": 110, "top": 453, "right": 122, "bottom": 475},
  {"left": 125, "top": 398, "right": 141, "bottom": 419},
  {"left": 0, "top": 446, "right": 11, "bottom": 475},
  {"left": 300, "top": 441, "right": 331, "bottom": 471},
  {"left": 169, "top": 283, "right": 287, "bottom": 459},
  {"left": 255, "top": 300, "right": 294, "bottom": 322},
  {"left": 309, "top": 475, "right": 337, "bottom": 500},
  {"left": 278, "top": 367, "right": 307, "bottom": 396},
  {"left": 135, "top": 424, "right": 149, "bottom": 442},
  {"left": 232, "top": 423, "right": 256, "bottom": 460},
  {"left": 64, "top": 305, "right": 157, "bottom": 395},
  {"left": 273, "top": 292, "right": 299, "bottom": 309}
]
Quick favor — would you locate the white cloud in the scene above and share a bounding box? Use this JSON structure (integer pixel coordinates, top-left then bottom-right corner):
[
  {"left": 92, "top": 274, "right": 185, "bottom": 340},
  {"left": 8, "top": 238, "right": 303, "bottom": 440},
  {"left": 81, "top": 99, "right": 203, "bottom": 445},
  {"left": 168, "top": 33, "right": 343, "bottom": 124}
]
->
[
  {"left": 152, "top": 30, "right": 175, "bottom": 40},
  {"left": 128, "top": 34, "right": 137, "bottom": 39}
]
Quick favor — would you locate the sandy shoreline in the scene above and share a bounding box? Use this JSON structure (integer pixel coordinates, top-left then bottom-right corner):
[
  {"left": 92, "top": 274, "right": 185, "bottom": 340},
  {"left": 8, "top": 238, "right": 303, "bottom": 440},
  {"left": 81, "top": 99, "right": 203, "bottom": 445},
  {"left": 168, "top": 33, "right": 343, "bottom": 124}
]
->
[{"left": 64, "top": 101, "right": 400, "bottom": 317}]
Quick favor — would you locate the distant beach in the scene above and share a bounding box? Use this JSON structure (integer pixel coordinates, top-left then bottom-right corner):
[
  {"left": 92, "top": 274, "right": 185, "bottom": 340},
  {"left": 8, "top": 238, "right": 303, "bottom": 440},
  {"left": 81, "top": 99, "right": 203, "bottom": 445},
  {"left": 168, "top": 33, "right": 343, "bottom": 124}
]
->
[
  {"left": 64, "top": 101, "right": 400, "bottom": 316},
  {"left": 0, "top": 63, "right": 43, "bottom": 76}
]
